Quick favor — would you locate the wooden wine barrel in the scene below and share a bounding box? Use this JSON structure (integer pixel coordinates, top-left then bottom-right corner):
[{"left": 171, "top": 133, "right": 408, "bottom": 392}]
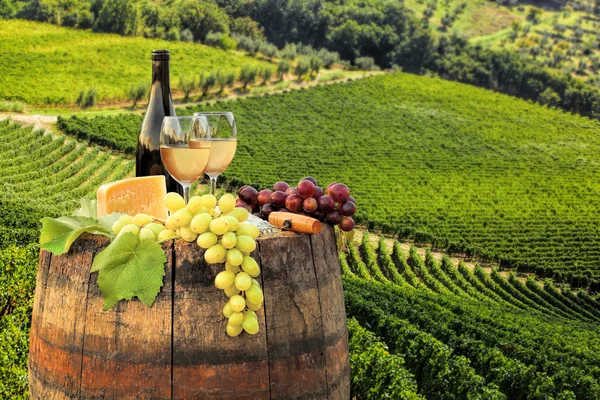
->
[{"left": 28, "top": 225, "right": 350, "bottom": 400}]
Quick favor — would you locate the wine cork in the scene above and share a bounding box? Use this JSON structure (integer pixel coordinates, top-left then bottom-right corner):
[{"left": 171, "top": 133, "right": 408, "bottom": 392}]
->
[{"left": 268, "top": 212, "right": 322, "bottom": 235}]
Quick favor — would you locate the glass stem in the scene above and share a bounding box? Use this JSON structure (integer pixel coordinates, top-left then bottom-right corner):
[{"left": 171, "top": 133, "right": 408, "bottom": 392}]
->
[
  {"left": 210, "top": 176, "right": 218, "bottom": 196},
  {"left": 183, "top": 185, "right": 191, "bottom": 205}
]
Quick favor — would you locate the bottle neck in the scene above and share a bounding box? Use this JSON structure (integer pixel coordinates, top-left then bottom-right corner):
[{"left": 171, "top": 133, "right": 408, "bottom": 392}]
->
[{"left": 149, "top": 59, "right": 172, "bottom": 113}]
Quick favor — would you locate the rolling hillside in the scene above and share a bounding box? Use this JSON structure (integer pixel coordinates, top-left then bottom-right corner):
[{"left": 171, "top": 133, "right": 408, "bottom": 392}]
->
[
  {"left": 59, "top": 72, "right": 600, "bottom": 286},
  {"left": 0, "top": 20, "right": 273, "bottom": 106}
]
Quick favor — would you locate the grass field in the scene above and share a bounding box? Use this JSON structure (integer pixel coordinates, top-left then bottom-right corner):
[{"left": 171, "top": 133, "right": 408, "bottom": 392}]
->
[
  {"left": 0, "top": 20, "right": 273, "bottom": 106},
  {"left": 58, "top": 72, "right": 600, "bottom": 285}
]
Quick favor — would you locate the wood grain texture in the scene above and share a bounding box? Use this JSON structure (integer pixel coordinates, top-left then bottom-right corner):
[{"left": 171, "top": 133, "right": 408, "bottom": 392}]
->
[{"left": 29, "top": 227, "right": 350, "bottom": 400}]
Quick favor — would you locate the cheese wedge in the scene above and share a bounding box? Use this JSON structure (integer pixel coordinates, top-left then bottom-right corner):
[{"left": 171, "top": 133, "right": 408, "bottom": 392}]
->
[{"left": 97, "top": 176, "right": 168, "bottom": 219}]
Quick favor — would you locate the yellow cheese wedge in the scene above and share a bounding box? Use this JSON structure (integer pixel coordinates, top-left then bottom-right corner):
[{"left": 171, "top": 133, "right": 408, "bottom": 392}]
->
[{"left": 97, "top": 176, "right": 168, "bottom": 219}]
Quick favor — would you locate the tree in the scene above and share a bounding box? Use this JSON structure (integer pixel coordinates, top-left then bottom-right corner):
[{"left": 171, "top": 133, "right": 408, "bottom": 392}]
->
[
  {"left": 199, "top": 72, "right": 216, "bottom": 96},
  {"left": 538, "top": 88, "right": 561, "bottom": 107},
  {"left": 277, "top": 59, "right": 290, "bottom": 80},
  {"left": 239, "top": 64, "right": 258, "bottom": 89},
  {"left": 177, "top": 0, "right": 229, "bottom": 42},
  {"left": 294, "top": 58, "right": 310, "bottom": 80},
  {"left": 281, "top": 43, "right": 297, "bottom": 61},
  {"left": 231, "top": 16, "right": 264, "bottom": 40},
  {"left": 179, "top": 75, "right": 196, "bottom": 99},
  {"left": 76, "top": 87, "right": 97, "bottom": 109},
  {"left": 309, "top": 56, "right": 322, "bottom": 76},
  {"left": 95, "top": 0, "right": 139, "bottom": 35},
  {"left": 127, "top": 83, "right": 148, "bottom": 107},
  {"left": 260, "top": 67, "right": 273, "bottom": 84},
  {"left": 216, "top": 70, "right": 235, "bottom": 94}
]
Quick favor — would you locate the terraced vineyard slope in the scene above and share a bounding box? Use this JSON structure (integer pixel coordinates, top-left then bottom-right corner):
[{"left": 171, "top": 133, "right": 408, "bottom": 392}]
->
[
  {"left": 0, "top": 120, "right": 134, "bottom": 397},
  {"left": 0, "top": 20, "right": 272, "bottom": 106},
  {"left": 344, "top": 232, "right": 600, "bottom": 399},
  {"left": 59, "top": 72, "right": 600, "bottom": 285}
]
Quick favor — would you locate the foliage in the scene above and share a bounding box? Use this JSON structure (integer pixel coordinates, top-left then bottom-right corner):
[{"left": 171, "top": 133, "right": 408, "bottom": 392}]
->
[
  {"left": 239, "top": 64, "right": 258, "bottom": 89},
  {"left": 127, "top": 83, "right": 148, "bottom": 107},
  {"left": 178, "top": 74, "right": 196, "bottom": 99},
  {"left": 75, "top": 87, "right": 97, "bottom": 109},
  {"left": 355, "top": 56, "right": 378, "bottom": 71}
]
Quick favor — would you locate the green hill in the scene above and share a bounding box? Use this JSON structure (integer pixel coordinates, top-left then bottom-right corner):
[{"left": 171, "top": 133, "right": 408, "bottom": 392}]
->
[
  {"left": 59, "top": 72, "right": 600, "bottom": 285},
  {"left": 0, "top": 20, "right": 272, "bottom": 106}
]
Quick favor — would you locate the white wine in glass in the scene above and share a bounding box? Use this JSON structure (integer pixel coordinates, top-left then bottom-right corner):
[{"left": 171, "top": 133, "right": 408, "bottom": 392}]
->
[
  {"left": 193, "top": 112, "right": 237, "bottom": 195},
  {"left": 160, "top": 116, "right": 211, "bottom": 203}
]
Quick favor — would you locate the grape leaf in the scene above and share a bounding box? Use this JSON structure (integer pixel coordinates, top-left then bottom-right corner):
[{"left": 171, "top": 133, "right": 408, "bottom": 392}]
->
[
  {"left": 39, "top": 216, "right": 112, "bottom": 255},
  {"left": 73, "top": 198, "right": 98, "bottom": 219},
  {"left": 91, "top": 232, "right": 167, "bottom": 311},
  {"left": 98, "top": 213, "right": 125, "bottom": 234}
]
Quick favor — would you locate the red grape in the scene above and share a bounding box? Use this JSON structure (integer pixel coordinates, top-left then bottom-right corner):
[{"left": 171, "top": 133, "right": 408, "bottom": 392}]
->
[
  {"left": 303, "top": 198, "right": 318, "bottom": 213},
  {"left": 313, "top": 210, "right": 326, "bottom": 221},
  {"left": 280, "top": 208, "right": 291, "bottom": 213},
  {"left": 297, "top": 180, "right": 316, "bottom": 199},
  {"left": 257, "top": 189, "right": 273, "bottom": 206},
  {"left": 314, "top": 186, "right": 324, "bottom": 199},
  {"left": 340, "top": 201, "right": 356, "bottom": 216},
  {"left": 301, "top": 176, "right": 318, "bottom": 185},
  {"left": 329, "top": 183, "right": 350, "bottom": 203},
  {"left": 285, "top": 194, "right": 304, "bottom": 213},
  {"left": 325, "top": 182, "right": 337, "bottom": 195},
  {"left": 238, "top": 185, "right": 250, "bottom": 195},
  {"left": 326, "top": 211, "right": 343, "bottom": 225},
  {"left": 270, "top": 191, "right": 288, "bottom": 208},
  {"left": 340, "top": 216, "right": 355, "bottom": 231},
  {"left": 318, "top": 195, "right": 335, "bottom": 213},
  {"left": 261, "top": 203, "right": 275, "bottom": 218},
  {"left": 235, "top": 199, "right": 252, "bottom": 213},
  {"left": 286, "top": 187, "right": 298, "bottom": 195},
  {"left": 239, "top": 186, "right": 259, "bottom": 205},
  {"left": 273, "top": 181, "right": 290, "bottom": 192},
  {"left": 347, "top": 195, "right": 356, "bottom": 204}
]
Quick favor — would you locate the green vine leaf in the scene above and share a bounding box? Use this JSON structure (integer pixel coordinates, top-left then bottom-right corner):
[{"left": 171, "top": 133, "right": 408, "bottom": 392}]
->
[
  {"left": 72, "top": 198, "right": 98, "bottom": 219},
  {"left": 91, "top": 232, "right": 167, "bottom": 311},
  {"left": 39, "top": 216, "right": 111, "bottom": 255}
]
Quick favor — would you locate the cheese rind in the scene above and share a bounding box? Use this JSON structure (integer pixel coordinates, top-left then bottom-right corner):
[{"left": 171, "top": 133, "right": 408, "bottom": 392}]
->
[{"left": 97, "top": 176, "right": 169, "bottom": 219}]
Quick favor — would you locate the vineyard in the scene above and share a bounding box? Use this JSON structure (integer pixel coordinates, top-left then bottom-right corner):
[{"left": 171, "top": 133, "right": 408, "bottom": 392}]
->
[
  {"left": 58, "top": 72, "right": 600, "bottom": 286},
  {"left": 344, "top": 232, "right": 600, "bottom": 399},
  {"left": 0, "top": 120, "right": 134, "bottom": 396},
  {"left": 0, "top": 20, "right": 272, "bottom": 106}
]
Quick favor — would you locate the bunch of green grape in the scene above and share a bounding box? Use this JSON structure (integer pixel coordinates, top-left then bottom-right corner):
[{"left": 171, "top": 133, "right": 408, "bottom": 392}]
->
[
  {"left": 163, "top": 192, "right": 264, "bottom": 337},
  {"left": 111, "top": 212, "right": 171, "bottom": 241}
]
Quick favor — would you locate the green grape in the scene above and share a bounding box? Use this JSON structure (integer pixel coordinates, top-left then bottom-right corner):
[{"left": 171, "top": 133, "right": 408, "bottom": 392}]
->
[
  {"left": 251, "top": 278, "right": 260, "bottom": 288},
  {"left": 190, "top": 213, "right": 212, "bottom": 234},
  {"left": 187, "top": 196, "right": 208, "bottom": 215},
  {"left": 229, "top": 295, "right": 246, "bottom": 312},
  {"left": 219, "top": 193, "right": 236, "bottom": 214},
  {"left": 112, "top": 215, "right": 134, "bottom": 235},
  {"left": 165, "top": 215, "right": 179, "bottom": 231},
  {"left": 228, "top": 311, "right": 244, "bottom": 327},
  {"left": 145, "top": 223, "right": 166, "bottom": 236},
  {"left": 223, "top": 216, "right": 240, "bottom": 232},
  {"left": 236, "top": 235, "right": 257, "bottom": 253},
  {"left": 133, "top": 213, "right": 154, "bottom": 227},
  {"left": 247, "top": 300, "right": 262, "bottom": 311},
  {"left": 205, "top": 244, "right": 227, "bottom": 264},
  {"left": 242, "top": 257, "right": 260, "bottom": 277},
  {"left": 138, "top": 227, "right": 156, "bottom": 241},
  {"left": 246, "top": 285, "right": 264, "bottom": 305},
  {"left": 226, "top": 248, "right": 244, "bottom": 266},
  {"left": 119, "top": 215, "right": 135, "bottom": 225},
  {"left": 225, "top": 261, "right": 240, "bottom": 273},
  {"left": 227, "top": 207, "right": 249, "bottom": 223},
  {"left": 215, "top": 271, "right": 236, "bottom": 289},
  {"left": 242, "top": 312, "right": 259, "bottom": 334},
  {"left": 224, "top": 284, "right": 240, "bottom": 297},
  {"left": 119, "top": 224, "right": 140, "bottom": 237},
  {"left": 199, "top": 194, "right": 217, "bottom": 209},
  {"left": 209, "top": 208, "right": 220, "bottom": 218},
  {"left": 223, "top": 302, "right": 233, "bottom": 318},
  {"left": 235, "top": 272, "right": 252, "bottom": 291},
  {"left": 179, "top": 225, "right": 198, "bottom": 242},
  {"left": 165, "top": 192, "right": 185, "bottom": 213},
  {"left": 197, "top": 232, "right": 218, "bottom": 249},
  {"left": 226, "top": 323, "right": 243, "bottom": 337},
  {"left": 209, "top": 217, "right": 229, "bottom": 235},
  {"left": 157, "top": 229, "right": 177, "bottom": 241},
  {"left": 246, "top": 310, "right": 258, "bottom": 320},
  {"left": 173, "top": 208, "right": 193, "bottom": 227},
  {"left": 221, "top": 232, "right": 237, "bottom": 249},
  {"left": 236, "top": 223, "right": 260, "bottom": 239}
]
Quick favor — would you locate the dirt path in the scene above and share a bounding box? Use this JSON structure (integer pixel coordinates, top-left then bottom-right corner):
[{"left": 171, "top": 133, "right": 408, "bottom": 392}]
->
[{"left": 0, "top": 114, "right": 57, "bottom": 131}]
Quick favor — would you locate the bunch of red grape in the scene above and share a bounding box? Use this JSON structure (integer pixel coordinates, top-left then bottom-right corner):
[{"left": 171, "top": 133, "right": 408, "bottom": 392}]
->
[{"left": 236, "top": 177, "right": 356, "bottom": 231}]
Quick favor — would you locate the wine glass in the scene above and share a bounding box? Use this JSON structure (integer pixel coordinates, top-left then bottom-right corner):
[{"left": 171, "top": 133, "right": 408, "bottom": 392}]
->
[
  {"left": 160, "top": 116, "right": 211, "bottom": 204},
  {"left": 193, "top": 112, "right": 237, "bottom": 195}
]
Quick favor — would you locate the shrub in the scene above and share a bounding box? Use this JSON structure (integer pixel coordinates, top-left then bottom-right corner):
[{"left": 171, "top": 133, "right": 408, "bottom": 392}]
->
[
  {"left": 277, "top": 59, "right": 290, "bottom": 80},
  {"left": 164, "top": 27, "right": 180, "bottom": 41},
  {"left": 205, "top": 31, "right": 237, "bottom": 50},
  {"left": 260, "top": 67, "right": 273, "bottom": 84},
  {"left": 181, "top": 29, "right": 193, "bottom": 42},
  {"left": 281, "top": 43, "right": 297, "bottom": 60},
  {"left": 178, "top": 74, "right": 196, "bottom": 99},
  {"left": 199, "top": 71, "right": 216, "bottom": 96},
  {"left": 294, "top": 58, "right": 310, "bottom": 80},
  {"left": 239, "top": 64, "right": 258, "bottom": 89},
  {"left": 0, "top": 101, "right": 26, "bottom": 113},
  {"left": 355, "top": 56, "right": 379, "bottom": 71},
  {"left": 127, "top": 83, "right": 148, "bottom": 107},
  {"left": 76, "top": 87, "right": 97, "bottom": 109}
]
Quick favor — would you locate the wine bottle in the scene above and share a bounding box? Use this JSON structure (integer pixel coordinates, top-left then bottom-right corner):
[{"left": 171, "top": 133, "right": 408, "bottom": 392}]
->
[{"left": 136, "top": 49, "right": 182, "bottom": 194}]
